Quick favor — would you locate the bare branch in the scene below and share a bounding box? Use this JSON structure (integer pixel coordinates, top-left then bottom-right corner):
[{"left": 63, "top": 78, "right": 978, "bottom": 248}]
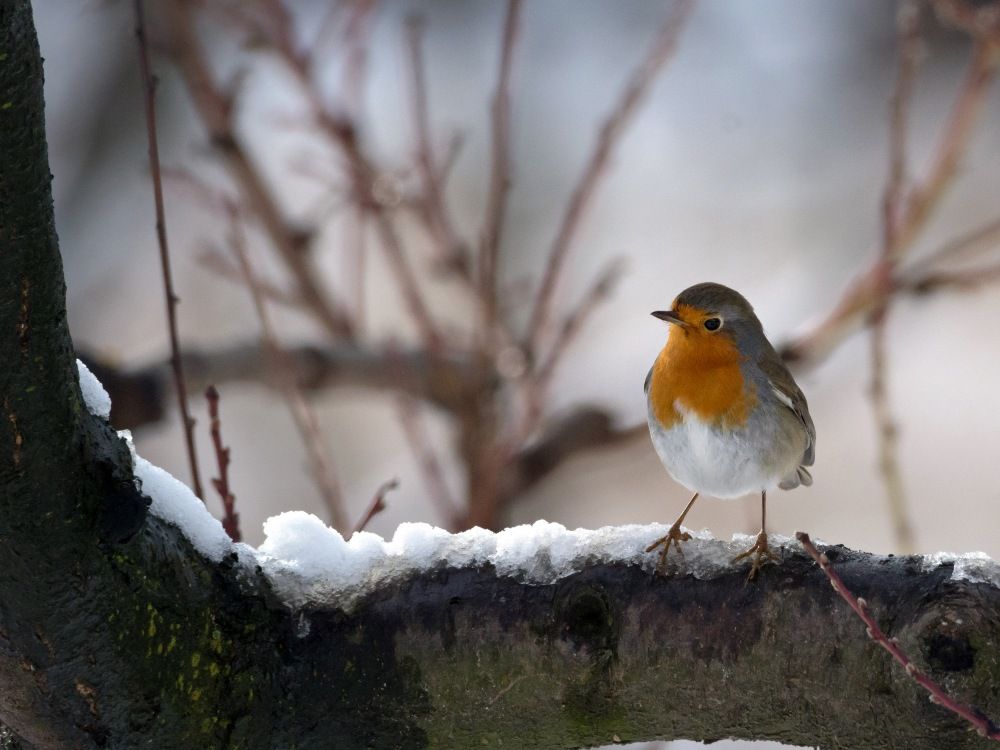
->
[
  {"left": 521, "top": 258, "right": 625, "bottom": 437},
  {"left": 134, "top": 0, "right": 204, "bottom": 500},
  {"left": 163, "top": 1, "right": 355, "bottom": 341},
  {"left": 205, "top": 384, "right": 241, "bottom": 542},
  {"left": 797, "top": 532, "right": 1000, "bottom": 742},
  {"left": 503, "top": 409, "right": 645, "bottom": 504},
  {"left": 252, "top": 0, "right": 444, "bottom": 352},
  {"left": 890, "top": 40, "right": 999, "bottom": 258},
  {"left": 352, "top": 478, "right": 398, "bottom": 534},
  {"left": 523, "top": 0, "right": 695, "bottom": 355},
  {"left": 882, "top": 0, "right": 922, "bottom": 255},
  {"left": 781, "top": 38, "right": 999, "bottom": 368},
  {"left": 903, "top": 261, "right": 1000, "bottom": 294},
  {"left": 405, "top": 15, "right": 467, "bottom": 271},
  {"left": 478, "top": 0, "right": 524, "bottom": 324},
  {"left": 869, "top": 314, "right": 914, "bottom": 552},
  {"left": 867, "top": 2, "right": 923, "bottom": 554}
]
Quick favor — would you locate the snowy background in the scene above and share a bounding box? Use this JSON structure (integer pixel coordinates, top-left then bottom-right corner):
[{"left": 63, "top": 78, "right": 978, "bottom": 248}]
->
[{"left": 39, "top": 2, "right": 1000, "bottom": 749}]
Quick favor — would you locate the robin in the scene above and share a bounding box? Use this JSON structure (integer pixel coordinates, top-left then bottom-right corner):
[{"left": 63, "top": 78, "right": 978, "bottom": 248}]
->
[{"left": 644, "top": 282, "right": 815, "bottom": 579}]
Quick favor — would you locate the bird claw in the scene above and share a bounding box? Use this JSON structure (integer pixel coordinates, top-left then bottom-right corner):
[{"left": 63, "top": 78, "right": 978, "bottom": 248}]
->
[
  {"left": 645, "top": 524, "right": 692, "bottom": 574},
  {"left": 733, "top": 531, "right": 779, "bottom": 581}
]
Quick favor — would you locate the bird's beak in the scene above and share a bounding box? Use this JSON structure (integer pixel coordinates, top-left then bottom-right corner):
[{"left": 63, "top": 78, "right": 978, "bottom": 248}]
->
[{"left": 651, "top": 309, "right": 686, "bottom": 327}]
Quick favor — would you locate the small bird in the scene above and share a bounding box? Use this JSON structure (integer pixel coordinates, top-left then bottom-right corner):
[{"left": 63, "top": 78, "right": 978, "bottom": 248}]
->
[{"left": 644, "top": 282, "right": 815, "bottom": 579}]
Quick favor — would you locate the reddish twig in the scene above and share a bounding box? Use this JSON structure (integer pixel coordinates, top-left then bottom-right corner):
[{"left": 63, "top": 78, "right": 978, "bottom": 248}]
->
[
  {"left": 134, "top": 0, "right": 204, "bottom": 500},
  {"left": 205, "top": 385, "right": 241, "bottom": 542},
  {"left": 352, "top": 478, "right": 398, "bottom": 534},
  {"left": 523, "top": 0, "right": 695, "bottom": 355},
  {"left": 405, "top": 15, "right": 466, "bottom": 271},
  {"left": 478, "top": 0, "right": 524, "bottom": 324},
  {"left": 226, "top": 204, "right": 350, "bottom": 531},
  {"left": 796, "top": 532, "right": 1000, "bottom": 742}
]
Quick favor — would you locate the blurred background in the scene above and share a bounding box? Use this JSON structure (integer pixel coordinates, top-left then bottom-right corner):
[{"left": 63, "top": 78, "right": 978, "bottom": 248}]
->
[{"left": 36, "top": 1, "right": 1000, "bottom": 748}]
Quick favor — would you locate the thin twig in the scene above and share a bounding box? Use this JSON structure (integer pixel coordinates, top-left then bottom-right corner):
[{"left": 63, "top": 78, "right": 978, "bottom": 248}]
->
[
  {"left": 903, "top": 215, "right": 1000, "bottom": 277},
  {"left": 520, "top": 258, "right": 624, "bottom": 439},
  {"left": 868, "top": 2, "right": 923, "bottom": 554},
  {"left": 869, "top": 316, "right": 914, "bottom": 552},
  {"left": 254, "top": 0, "right": 444, "bottom": 352},
  {"left": 891, "top": 40, "right": 998, "bottom": 258},
  {"left": 478, "top": 0, "right": 523, "bottom": 325},
  {"left": 205, "top": 385, "right": 241, "bottom": 542},
  {"left": 226, "top": 205, "right": 350, "bottom": 531},
  {"left": 523, "top": 0, "right": 695, "bottom": 355},
  {"left": 352, "top": 478, "right": 398, "bottom": 534},
  {"left": 903, "top": 261, "right": 1000, "bottom": 294},
  {"left": 406, "top": 15, "right": 466, "bottom": 270},
  {"left": 882, "top": 1, "right": 922, "bottom": 255},
  {"left": 134, "top": 0, "right": 204, "bottom": 500},
  {"left": 164, "top": 1, "right": 355, "bottom": 341},
  {"left": 780, "top": 39, "right": 999, "bottom": 368},
  {"left": 796, "top": 532, "right": 1000, "bottom": 742}
]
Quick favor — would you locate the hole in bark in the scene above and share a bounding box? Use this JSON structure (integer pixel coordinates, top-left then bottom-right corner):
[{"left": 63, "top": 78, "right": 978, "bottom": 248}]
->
[
  {"left": 559, "top": 585, "right": 617, "bottom": 651},
  {"left": 926, "top": 632, "right": 975, "bottom": 672}
]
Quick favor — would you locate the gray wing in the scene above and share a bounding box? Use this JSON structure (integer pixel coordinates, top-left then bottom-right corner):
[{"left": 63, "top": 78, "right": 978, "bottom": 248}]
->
[
  {"left": 759, "top": 356, "right": 815, "bottom": 468},
  {"left": 644, "top": 366, "right": 653, "bottom": 395}
]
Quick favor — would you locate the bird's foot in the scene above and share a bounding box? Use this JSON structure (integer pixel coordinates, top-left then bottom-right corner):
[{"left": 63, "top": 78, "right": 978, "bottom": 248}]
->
[
  {"left": 732, "top": 531, "right": 779, "bottom": 581},
  {"left": 645, "top": 523, "right": 692, "bottom": 574}
]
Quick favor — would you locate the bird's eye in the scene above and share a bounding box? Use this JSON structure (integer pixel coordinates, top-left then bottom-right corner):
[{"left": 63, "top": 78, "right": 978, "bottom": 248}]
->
[{"left": 704, "top": 317, "right": 722, "bottom": 331}]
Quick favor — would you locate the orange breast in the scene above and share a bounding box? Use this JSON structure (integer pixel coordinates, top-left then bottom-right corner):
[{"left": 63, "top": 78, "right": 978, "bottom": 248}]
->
[{"left": 649, "top": 328, "right": 754, "bottom": 429}]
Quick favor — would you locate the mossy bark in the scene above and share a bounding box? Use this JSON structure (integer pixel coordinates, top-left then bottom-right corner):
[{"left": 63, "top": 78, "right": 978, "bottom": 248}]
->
[{"left": 2, "top": 2, "right": 1000, "bottom": 748}]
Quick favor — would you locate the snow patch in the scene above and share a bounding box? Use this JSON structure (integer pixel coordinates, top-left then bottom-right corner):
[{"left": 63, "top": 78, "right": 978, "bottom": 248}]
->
[
  {"left": 252, "top": 515, "right": 804, "bottom": 608},
  {"left": 76, "top": 359, "right": 111, "bottom": 419},
  {"left": 921, "top": 551, "right": 1000, "bottom": 588}
]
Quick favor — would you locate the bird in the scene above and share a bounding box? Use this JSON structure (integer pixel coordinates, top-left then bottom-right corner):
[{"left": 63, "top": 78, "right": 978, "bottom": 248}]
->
[{"left": 644, "top": 282, "right": 815, "bottom": 579}]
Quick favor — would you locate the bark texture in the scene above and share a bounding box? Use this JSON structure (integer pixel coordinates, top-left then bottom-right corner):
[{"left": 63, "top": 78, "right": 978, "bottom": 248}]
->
[{"left": 2, "top": 2, "right": 1000, "bottom": 749}]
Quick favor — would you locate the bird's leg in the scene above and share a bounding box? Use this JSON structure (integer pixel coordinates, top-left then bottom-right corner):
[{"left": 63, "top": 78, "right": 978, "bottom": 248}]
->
[
  {"left": 733, "top": 490, "right": 779, "bottom": 581},
  {"left": 645, "top": 492, "right": 699, "bottom": 573}
]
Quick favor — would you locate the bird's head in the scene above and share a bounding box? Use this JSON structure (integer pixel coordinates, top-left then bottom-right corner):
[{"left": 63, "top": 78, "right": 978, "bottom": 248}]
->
[{"left": 652, "top": 282, "right": 766, "bottom": 357}]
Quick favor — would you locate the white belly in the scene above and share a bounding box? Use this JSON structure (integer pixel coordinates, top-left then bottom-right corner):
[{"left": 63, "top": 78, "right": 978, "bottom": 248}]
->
[{"left": 647, "top": 401, "right": 792, "bottom": 499}]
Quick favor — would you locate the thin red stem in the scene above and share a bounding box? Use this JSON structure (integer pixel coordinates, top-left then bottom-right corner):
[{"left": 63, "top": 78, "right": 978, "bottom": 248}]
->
[
  {"left": 134, "top": 0, "right": 204, "bottom": 500},
  {"left": 205, "top": 385, "right": 241, "bottom": 542},
  {"left": 797, "top": 532, "right": 1000, "bottom": 741},
  {"left": 352, "top": 478, "right": 398, "bottom": 534}
]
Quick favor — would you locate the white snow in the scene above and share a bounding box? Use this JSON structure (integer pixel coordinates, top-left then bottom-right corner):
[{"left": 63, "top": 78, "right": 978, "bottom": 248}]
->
[
  {"left": 116, "top": 429, "right": 234, "bottom": 563},
  {"left": 76, "top": 359, "right": 111, "bottom": 419},
  {"left": 75, "top": 365, "right": 1000, "bottom": 610},
  {"left": 921, "top": 551, "right": 1000, "bottom": 588},
  {"left": 252, "top": 514, "right": 799, "bottom": 608}
]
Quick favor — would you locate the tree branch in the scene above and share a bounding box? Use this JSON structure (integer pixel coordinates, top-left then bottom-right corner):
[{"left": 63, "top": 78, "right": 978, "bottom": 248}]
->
[{"left": 76, "top": 343, "right": 490, "bottom": 428}]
